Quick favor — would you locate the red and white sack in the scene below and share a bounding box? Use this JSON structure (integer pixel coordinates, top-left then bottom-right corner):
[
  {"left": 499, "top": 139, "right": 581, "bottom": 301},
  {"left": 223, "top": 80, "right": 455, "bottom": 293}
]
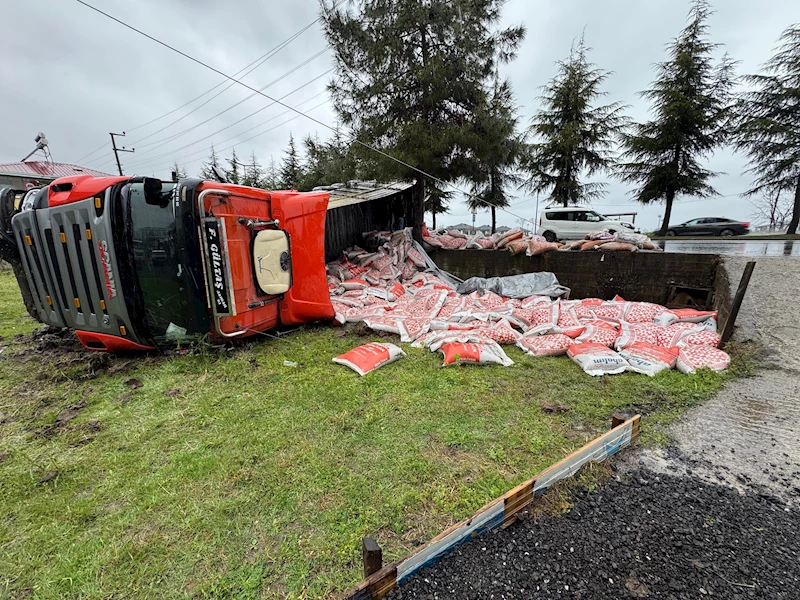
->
[
  {"left": 554, "top": 306, "right": 585, "bottom": 338},
  {"left": 567, "top": 343, "right": 629, "bottom": 376},
  {"left": 654, "top": 308, "right": 718, "bottom": 327},
  {"left": 526, "top": 241, "right": 560, "bottom": 256},
  {"left": 575, "top": 322, "right": 618, "bottom": 347},
  {"left": 506, "top": 238, "right": 530, "bottom": 255},
  {"left": 341, "top": 278, "right": 368, "bottom": 291},
  {"left": 439, "top": 341, "right": 514, "bottom": 367},
  {"left": 619, "top": 343, "right": 679, "bottom": 376},
  {"left": 592, "top": 301, "right": 629, "bottom": 324},
  {"left": 614, "top": 322, "right": 662, "bottom": 350},
  {"left": 657, "top": 322, "right": 705, "bottom": 348},
  {"left": 333, "top": 343, "right": 406, "bottom": 376},
  {"left": 678, "top": 329, "right": 721, "bottom": 347},
  {"left": 473, "top": 319, "right": 521, "bottom": 345},
  {"left": 625, "top": 302, "right": 668, "bottom": 324},
  {"left": 512, "top": 303, "right": 559, "bottom": 334},
  {"left": 677, "top": 345, "right": 731, "bottom": 374},
  {"left": 361, "top": 316, "right": 404, "bottom": 335},
  {"left": 517, "top": 333, "right": 573, "bottom": 357},
  {"left": 520, "top": 295, "right": 552, "bottom": 309}
]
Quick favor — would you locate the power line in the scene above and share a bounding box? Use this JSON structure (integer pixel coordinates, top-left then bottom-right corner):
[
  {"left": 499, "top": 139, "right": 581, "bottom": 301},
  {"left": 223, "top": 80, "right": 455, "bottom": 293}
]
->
[
  {"left": 71, "top": 1, "right": 344, "bottom": 166},
  {"left": 129, "top": 95, "right": 332, "bottom": 174},
  {"left": 88, "top": 49, "right": 331, "bottom": 172},
  {"left": 121, "top": 51, "right": 331, "bottom": 159},
  {"left": 133, "top": 100, "right": 330, "bottom": 178},
  {"left": 73, "top": 0, "right": 541, "bottom": 226}
]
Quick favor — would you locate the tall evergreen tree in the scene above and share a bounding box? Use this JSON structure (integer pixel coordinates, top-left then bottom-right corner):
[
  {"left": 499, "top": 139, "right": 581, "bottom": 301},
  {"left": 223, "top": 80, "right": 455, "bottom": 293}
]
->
[
  {"left": 170, "top": 161, "right": 187, "bottom": 182},
  {"left": 523, "top": 37, "right": 627, "bottom": 208},
  {"left": 199, "top": 145, "right": 221, "bottom": 180},
  {"left": 299, "top": 130, "right": 361, "bottom": 190},
  {"left": 265, "top": 156, "right": 279, "bottom": 190},
  {"left": 618, "top": 1, "right": 736, "bottom": 236},
  {"left": 424, "top": 184, "right": 454, "bottom": 230},
  {"left": 468, "top": 79, "right": 526, "bottom": 233},
  {"left": 242, "top": 151, "right": 265, "bottom": 188},
  {"left": 733, "top": 24, "right": 800, "bottom": 234},
  {"left": 279, "top": 133, "right": 303, "bottom": 189},
  {"left": 226, "top": 148, "right": 241, "bottom": 185},
  {"left": 321, "top": 0, "right": 525, "bottom": 239}
]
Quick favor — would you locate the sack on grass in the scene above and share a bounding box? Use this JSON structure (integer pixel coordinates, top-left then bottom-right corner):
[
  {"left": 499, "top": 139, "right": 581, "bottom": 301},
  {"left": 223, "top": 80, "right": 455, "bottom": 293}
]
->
[
  {"left": 439, "top": 342, "right": 514, "bottom": 367},
  {"left": 567, "top": 343, "right": 628, "bottom": 376},
  {"left": 676, "top": 345, "right": 731, "bottom": 374},
  {"left": 333, "top": 343, "right": 406, "bottom": 376},
  {"left": 619, "top": 343, "right": 679, "bottom": 377},
  {"left": 517, "top": 333, "right": 573, "bottom": 357}
]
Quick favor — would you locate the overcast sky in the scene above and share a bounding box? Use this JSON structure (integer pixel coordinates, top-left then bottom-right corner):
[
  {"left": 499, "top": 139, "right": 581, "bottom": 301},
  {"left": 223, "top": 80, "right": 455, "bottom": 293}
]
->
[{"left": 2, "top": 0, "right": 798, "bottom": 231}]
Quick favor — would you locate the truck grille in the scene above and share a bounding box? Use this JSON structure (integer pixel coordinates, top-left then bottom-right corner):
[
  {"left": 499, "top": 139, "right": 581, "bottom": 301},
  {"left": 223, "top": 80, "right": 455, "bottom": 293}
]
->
[{"left": 11, "top": 193, "right": 138, "bottom": 341}]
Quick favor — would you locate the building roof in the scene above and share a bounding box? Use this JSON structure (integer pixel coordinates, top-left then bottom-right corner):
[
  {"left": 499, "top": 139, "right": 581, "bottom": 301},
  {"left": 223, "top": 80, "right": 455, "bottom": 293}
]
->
[
  {"left": 318, "top": 180, "right": 415, "bottom": 210},
  {"left": 0, "top": 161, "right": 112, "bottom": 180}
]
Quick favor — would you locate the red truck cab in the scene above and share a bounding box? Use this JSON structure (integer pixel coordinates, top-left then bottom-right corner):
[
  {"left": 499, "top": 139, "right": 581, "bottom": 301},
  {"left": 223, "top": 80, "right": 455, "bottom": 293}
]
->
[{"left": 7, "top": 175, "right": 334, "bottom": 351}]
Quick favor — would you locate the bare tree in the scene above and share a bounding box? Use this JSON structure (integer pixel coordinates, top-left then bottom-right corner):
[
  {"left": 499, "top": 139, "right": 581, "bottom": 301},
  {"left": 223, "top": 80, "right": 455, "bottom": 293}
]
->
[{"left": 750, "top": 188, "right": 793, "bottom": 232}]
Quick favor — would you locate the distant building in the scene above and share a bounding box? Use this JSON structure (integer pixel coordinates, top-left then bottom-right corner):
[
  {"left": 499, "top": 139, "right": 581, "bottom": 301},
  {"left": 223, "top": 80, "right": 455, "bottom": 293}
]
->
[
  {"left": 0, "top": 161, "right": 112, "bottom": 190},
  {"left": 443, "top": 223, "right": 517, "bottom": 235}
]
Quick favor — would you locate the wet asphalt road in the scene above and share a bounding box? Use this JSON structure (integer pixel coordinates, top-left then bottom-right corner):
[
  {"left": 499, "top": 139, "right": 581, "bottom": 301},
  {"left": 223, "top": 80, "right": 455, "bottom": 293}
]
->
[{"left": 655, "top": 239, "right": 800, "bottom": 257}]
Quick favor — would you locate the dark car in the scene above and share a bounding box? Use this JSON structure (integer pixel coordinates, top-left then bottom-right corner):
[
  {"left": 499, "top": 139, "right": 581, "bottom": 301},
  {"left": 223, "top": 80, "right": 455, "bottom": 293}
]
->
[{"left": 665, "top": 217, "right": 750, "bottom": 237}]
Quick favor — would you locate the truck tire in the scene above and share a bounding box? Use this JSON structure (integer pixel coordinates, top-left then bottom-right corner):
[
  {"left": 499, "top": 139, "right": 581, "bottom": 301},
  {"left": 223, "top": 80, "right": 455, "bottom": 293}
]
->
[{"left": 543, "top": 230, "right": 557, "bottom": 242}]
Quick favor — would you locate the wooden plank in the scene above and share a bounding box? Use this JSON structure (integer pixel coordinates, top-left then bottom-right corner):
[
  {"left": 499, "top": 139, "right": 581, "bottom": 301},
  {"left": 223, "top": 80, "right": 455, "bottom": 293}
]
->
[
  {"left": 719, "top": 260, "right": 756, "bottom": 348},
  {"left": 362, "top": 538, "right": 383, "bottom": 578}
]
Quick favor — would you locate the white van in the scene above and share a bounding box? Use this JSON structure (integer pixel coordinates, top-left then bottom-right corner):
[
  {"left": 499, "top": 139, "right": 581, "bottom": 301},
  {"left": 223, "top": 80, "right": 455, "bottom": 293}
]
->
[{"left": 537, "top": 207, "right": 637, "bottom": 241}]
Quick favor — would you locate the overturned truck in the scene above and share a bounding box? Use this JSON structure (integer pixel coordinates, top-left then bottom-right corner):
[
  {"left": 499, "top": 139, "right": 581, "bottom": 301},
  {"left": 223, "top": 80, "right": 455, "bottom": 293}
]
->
[{"left": 0, "top": 176, "right": 413, "bottom": 351}]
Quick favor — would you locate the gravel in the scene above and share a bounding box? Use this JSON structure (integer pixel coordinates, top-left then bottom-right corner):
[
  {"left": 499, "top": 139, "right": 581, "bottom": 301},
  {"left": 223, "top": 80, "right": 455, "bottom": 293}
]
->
[{"left": 389, "top": 470, "right": 800, "bottom": 599}]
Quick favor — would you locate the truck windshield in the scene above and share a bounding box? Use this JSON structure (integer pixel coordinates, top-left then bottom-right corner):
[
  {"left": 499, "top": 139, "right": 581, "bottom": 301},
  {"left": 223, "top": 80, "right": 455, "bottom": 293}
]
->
[{"left": 127, "top": 182, "right": 206, "bottom": 345}]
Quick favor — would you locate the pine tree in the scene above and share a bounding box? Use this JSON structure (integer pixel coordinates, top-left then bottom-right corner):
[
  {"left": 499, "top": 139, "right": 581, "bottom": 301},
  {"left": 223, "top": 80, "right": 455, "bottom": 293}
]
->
[
  {"left": 299, "top": 130, "right": 360, "bottom": 190},
  {"left": 733, "top": 24, "right": 800, "bottom": 234},
  {"left": 199, "top": 145, "right": 221, "bottom": 180},
  {"left": 242, "top": 151, "right": 265, "bottom": 188},
  {"left": 523, "top": 36, "right": 628, "bottom": 207},
  {"left": 618, "top": 1, "right": 736, "bottom": 236},
  {"left": 265, "top": 156, "right": 279, "bottom": 190},
  {"left": 468, "top": 79, "right": 526, "bottom": 234},
  {"left": 226, "top": 148, "right": 241, "bottom": 185},
  {"left": 170, "top": 161, "right": 187, "bottom": 182},
  {"left": 279, "top": 134, "right": 303, "bottom": 189},
  {"left": 424, "top": 184, "right": 454, "bottom": 230},
  {"left": 321, "top": 0, "right": 525, "bottom": 239}
]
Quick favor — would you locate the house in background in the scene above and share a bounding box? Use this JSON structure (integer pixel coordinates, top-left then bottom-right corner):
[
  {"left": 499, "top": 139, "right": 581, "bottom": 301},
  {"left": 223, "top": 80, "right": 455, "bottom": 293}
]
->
[
  {"left": 0, "top": 162, "right": 112, "bottom": 190},
  {"left": 445, "top": 223, "right": 514, "bottom": 236}
]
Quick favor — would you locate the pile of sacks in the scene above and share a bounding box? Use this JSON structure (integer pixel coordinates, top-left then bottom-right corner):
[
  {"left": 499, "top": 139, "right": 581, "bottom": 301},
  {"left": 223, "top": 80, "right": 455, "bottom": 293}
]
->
[
  {"left": 422, "top": 225, "right": 562, "bottom": 256},
  {"left": 558, "top": 229, "right": 663, "bottom": 252},
  {"left": 326, "top": 228, "right": 730, "bottom": 375}
]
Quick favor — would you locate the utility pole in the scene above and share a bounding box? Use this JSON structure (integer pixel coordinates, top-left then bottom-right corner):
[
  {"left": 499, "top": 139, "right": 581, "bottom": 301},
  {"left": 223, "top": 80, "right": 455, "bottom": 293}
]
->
[{"left": 109, "top": 132, "right": 135, "bottom": 176}]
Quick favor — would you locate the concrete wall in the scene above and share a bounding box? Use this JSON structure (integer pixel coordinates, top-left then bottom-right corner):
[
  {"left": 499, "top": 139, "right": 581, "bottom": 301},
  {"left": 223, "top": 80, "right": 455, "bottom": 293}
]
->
[{"left": 429, "top": 249, "right": 720, "bottom": 305}]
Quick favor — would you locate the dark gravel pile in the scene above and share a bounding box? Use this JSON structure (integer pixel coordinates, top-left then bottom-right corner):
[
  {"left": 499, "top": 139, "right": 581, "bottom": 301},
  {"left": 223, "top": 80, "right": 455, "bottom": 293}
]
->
[{"left": 390, "top": 470, "right": 800, "bottom": 599}]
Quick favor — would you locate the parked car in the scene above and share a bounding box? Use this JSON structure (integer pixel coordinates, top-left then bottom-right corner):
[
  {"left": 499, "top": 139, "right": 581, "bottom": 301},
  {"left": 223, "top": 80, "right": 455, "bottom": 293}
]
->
[
  {"left": 537, "top": 207, "right": 638, "bottom": 242},
  {"left": 665, "top": 217, "right": 750, "bottom": 237}
]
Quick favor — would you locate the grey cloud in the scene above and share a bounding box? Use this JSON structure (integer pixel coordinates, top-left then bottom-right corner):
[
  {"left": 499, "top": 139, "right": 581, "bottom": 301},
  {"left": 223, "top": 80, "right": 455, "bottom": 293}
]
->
[{"left": 1, "top": 0, "right": 798, "bottom": 232}]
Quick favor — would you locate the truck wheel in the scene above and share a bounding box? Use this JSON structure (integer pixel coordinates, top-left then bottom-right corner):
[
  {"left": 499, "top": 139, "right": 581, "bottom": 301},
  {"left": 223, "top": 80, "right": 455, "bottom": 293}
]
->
[
  {"left": 543, "top": 230, "right": 557, "bottom": 242},
  {"left": 720, "top": 229, "right": 734, "bottom": 236}
]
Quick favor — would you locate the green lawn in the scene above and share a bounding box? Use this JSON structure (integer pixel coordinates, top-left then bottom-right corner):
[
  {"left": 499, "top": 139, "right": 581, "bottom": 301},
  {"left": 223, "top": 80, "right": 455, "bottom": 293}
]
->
[{"left": 0, "top": 270, "right": 755, "bottom": 599}]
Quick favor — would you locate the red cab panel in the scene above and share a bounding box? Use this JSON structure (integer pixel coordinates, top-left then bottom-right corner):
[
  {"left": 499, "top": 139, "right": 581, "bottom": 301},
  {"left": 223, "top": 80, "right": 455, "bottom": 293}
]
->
[
  {"left": 48, "top": 175, "right": 128, "bottom": 207},
  {"left": 273, "top": 191, "right": 335, "bottom": 325},
  {"left": 76, "top": 331, "right": 154, "bottom": 352}
]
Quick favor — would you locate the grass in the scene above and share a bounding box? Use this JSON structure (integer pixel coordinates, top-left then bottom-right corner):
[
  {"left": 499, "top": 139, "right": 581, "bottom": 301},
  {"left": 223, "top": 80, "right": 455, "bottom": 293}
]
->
[{"left": 0, "top": 270, "right": 757, "bottom": 599}]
